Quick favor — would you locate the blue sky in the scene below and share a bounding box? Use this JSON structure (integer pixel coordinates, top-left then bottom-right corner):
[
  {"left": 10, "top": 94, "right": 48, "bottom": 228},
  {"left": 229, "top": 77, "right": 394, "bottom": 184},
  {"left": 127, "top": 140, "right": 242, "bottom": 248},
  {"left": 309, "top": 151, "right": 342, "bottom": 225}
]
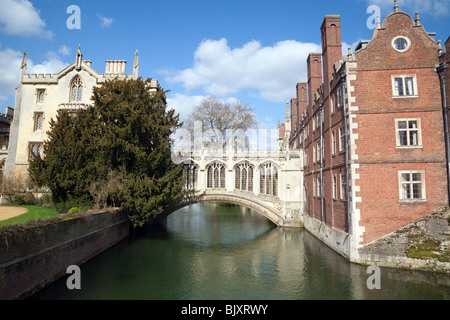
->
[{"left": 0, "top": 0, "right": 449, "bottom": 129}]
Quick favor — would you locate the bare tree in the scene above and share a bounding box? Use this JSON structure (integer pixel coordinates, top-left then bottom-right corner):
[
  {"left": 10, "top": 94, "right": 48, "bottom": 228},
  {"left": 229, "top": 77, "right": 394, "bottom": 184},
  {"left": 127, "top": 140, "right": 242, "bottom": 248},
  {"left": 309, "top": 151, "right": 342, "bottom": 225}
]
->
[{"left": 184, "top": 96, "right": 257, "bottom": 149}]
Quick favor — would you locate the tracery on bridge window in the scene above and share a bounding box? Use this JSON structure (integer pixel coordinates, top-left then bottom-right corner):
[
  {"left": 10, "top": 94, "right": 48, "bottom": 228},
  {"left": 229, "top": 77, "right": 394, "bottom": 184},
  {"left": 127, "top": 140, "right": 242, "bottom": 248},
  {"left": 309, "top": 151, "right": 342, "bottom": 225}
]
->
[
  {"left": 207, "top": 162, "right": 226, "bottom": 189},
  {"left": 235, "top": 162, "right": 253, "bottom": 192},
  {"left": 259, "top": 163, "right": 278, "bottom": 196},
  {"left": 183, "top": 163, "right": 198, "bottom": 191}
]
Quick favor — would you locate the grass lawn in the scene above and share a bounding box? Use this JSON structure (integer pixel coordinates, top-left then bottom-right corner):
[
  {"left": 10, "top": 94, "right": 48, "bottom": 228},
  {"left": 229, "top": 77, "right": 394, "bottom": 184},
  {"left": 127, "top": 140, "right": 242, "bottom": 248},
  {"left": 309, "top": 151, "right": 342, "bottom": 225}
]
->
[{"left": 0, "top": 205, "right": 59, "bottom": 228}]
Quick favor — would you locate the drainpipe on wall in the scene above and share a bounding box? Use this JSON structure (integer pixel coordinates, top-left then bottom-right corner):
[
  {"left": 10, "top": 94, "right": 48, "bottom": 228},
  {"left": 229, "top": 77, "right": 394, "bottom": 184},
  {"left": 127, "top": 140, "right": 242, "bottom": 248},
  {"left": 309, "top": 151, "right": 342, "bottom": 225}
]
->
[{"left": 437, "top": 63, "right": 450, "bottom": 206}]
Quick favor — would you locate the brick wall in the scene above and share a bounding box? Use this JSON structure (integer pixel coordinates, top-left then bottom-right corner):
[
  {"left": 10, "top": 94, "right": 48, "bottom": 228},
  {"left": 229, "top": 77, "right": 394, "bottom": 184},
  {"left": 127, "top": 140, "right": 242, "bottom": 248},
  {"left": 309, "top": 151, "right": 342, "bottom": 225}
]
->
[
  {"left": 353, "top": 11, "right": 445, "bottom": 243},
  {"left": 296, "top": 10, "right": 447, "bottom": 251}
]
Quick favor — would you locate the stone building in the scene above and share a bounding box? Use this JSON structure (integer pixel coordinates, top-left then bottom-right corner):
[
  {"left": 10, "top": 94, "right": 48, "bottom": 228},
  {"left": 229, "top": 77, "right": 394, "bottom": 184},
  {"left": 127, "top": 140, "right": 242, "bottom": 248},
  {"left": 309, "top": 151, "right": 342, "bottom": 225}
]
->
[
  {"left": 286, "top": 3, "right": 447, "bottom": 260},
  {"left": 5, "top": 46, "right": 164, "bottom": 178},
  {"left": 0, "top": 106, "right": 14, "bottom": 177}
]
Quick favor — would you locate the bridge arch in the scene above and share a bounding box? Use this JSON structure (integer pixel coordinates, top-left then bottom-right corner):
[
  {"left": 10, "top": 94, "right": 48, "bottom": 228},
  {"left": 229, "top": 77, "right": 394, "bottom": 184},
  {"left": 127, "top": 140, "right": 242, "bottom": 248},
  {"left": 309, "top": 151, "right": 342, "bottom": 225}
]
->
[{"left": 163, "top": 192, "right": 290, "bottom": 227}]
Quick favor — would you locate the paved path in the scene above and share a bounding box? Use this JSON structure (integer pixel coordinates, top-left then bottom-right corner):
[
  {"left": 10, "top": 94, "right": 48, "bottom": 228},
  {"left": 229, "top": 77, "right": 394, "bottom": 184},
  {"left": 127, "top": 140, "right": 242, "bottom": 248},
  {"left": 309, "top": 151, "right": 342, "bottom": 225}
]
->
[{"left": 0, "top": 206, "right": 29, "bottom": 221}]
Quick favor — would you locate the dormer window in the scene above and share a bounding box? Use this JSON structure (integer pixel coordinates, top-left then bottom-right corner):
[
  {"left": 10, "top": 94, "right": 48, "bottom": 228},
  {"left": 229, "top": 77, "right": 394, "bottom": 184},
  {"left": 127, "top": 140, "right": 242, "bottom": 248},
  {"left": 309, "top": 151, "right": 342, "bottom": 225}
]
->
[{"left": 71, "top": 77, "right": 83, "bottom": 102}]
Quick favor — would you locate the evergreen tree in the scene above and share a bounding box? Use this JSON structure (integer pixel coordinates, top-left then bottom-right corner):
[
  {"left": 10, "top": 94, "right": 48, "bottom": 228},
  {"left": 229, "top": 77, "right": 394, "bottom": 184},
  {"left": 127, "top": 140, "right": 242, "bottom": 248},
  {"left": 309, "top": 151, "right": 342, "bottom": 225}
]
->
[{"left": 29, "top": 78, "right": 183, "bottom": 227}]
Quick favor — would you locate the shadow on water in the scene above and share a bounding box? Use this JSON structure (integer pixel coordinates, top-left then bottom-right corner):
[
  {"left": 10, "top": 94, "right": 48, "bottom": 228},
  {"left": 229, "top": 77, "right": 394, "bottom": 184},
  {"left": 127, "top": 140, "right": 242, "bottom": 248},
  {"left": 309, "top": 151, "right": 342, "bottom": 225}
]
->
[{"left": 31, "top": 203, "right": 450, "bottom": 300}]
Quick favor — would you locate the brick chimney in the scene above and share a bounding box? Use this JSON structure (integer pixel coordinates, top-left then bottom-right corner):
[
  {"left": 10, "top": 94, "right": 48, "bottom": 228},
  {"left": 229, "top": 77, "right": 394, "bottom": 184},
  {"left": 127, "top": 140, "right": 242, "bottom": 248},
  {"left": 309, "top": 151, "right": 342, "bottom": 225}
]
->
[
  {"left": 290, "top": 98, "right": 298, "bottom": 130},
  {"left": 321, "top": 15, "right": 342, "bottom": 98},
  {"left": 296, "top": 82, "right": 308, "bottom": 119},
  {"left": 307, "top": 53, "right": 322, "bottom": 107}
]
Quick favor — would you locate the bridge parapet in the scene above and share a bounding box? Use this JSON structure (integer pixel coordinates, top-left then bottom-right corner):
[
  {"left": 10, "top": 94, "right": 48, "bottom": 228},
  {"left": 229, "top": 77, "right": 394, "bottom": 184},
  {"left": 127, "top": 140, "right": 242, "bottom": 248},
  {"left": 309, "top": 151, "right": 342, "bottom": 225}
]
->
[{"left": 172, "top": 148, "right": 304, "bottom": 227}]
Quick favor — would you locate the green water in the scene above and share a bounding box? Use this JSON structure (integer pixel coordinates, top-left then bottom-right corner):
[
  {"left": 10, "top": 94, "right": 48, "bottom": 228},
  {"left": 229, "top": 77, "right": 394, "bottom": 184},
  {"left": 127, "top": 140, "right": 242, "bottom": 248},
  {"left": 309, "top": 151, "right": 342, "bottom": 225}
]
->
[{"left": 33, "top": 203, "right": 450, "bottom": 300}]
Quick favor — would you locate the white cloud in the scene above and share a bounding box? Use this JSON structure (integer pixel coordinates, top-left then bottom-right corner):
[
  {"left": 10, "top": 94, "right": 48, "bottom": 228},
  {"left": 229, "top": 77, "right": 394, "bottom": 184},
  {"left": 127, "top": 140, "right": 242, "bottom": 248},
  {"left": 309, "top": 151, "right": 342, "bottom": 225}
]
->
[
  {"left": 0, "top": 0, "right": 53, "bottom": 39},
  {"left": 0, "top": 47, "right": 69, "bottom": 103},
  {"left": 166, "top": 38, "right": 321, "bottom": 103},
  {"left": 166, "top": 93, "right": 207, "bottom": 121},
  {"left": 58, "top": 45, "right": 72, "bottom": 56},
  {"left": 97, "top": 13, "right": 114, "bottom": 28},
  {"left": 367, "top": 0, "right": 450, "bottom": 16},
  {"left": 28, "top": 54, "right": 69, "bottom": 75},
  {"left": 0, "top": 48, "right": 24, "bottom": 101}
]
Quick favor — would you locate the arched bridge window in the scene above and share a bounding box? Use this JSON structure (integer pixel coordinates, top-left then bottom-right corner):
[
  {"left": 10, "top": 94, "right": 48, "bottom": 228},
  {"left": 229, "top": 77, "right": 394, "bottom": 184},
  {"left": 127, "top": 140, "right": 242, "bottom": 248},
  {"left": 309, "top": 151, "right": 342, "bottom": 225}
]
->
[
  {"left": 183, "top": 163, "right": 198, "bottom": 191},
  {"left": 260, "top": 163, "right": 278, "bottom": 196},
  {"left": 235, "top": 162, "right": 253, "bottom": 192},
  {"left": 207, "top": 162, "right": 226, "bottom": 189}
]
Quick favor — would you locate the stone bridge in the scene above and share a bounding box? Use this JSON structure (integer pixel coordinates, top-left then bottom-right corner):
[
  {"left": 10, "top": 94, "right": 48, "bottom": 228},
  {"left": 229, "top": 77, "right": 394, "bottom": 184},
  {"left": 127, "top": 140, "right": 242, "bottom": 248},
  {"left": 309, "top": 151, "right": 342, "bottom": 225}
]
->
[{"left": 168, "top": 148, "right": 305, "bottom": 227}]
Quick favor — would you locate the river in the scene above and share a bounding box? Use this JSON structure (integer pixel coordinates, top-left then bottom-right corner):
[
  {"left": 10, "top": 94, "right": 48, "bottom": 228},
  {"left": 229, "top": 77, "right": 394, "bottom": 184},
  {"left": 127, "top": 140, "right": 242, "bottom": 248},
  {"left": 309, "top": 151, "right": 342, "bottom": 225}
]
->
[{"left": 32, "top": 203, "right": 450, "bottom": 300}]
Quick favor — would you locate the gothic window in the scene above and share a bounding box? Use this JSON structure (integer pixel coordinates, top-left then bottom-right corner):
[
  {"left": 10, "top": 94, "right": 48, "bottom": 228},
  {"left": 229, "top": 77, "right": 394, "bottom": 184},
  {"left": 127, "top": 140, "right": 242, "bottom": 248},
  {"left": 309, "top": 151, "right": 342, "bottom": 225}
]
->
[
  {"left": 37, "top": 89, "right": 45, "bottom": 103},
  {"left": 234, "top": 162, "right": 254, "bottom": 192},
  {"left": 34, "top": 113, "right": 43, "bottom": 131},
  {"left": 182, "top": 164, "right": 198, "bottom": 191},
  {"left": 259, "top": 163, "right": 278, "bottom": 196},
  {"left": 29, "top": 142, "right": 43, "bottom": 160},
  {"left": 71, "top": 77, "right": 83, "bottom": 102},
  {"left": 207, "top": 162, "right": 226, "bottom": 189}
]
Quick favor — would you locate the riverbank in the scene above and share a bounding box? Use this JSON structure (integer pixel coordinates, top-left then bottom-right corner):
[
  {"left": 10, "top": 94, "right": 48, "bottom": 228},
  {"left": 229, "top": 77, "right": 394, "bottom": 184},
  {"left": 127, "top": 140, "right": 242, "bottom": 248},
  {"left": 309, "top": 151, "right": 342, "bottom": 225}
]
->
[
  {"left": 358, "top": 207, "right": 450, "bottom": 274},
  {"left": 0, "top": 209, "right": 129, "bottom": 300}
]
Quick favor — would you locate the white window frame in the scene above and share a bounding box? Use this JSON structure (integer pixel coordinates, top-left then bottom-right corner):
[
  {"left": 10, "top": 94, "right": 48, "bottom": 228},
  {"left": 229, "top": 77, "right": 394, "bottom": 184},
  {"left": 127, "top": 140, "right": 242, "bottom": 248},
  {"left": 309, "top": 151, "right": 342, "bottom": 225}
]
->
[
  {"left": 317, "top": 176, "right": 321, "bottom": 199},
  {"left": 331, "top": 94, "right": 335, "bottom": 115},
  {"left": 339, "top": 125, "right": 345, "bottom": 153},
  {"left": 332, "top": 174, "right": 337, "bottom": 200},
  {"left": 395, "top": 118, "right": 422, "bottom": 148},
  {"left": 317, "top": 142, "right": 321, "bottom": 163},
  {"left": 398, "top": 170, "right": 426, "bottom": 202},
  {"left": 313, "top": 145, "right": 316, "bottom": 164},
  {"left": 313, "top": 177, "right": 316, "bottom": 197},
  {"left": 332, "top": 130, "right": 336, "bottom": 156},
  {"left": 337, "top": 85, "right": 345, "bottom": 108},
  {"left": 392, "top": 74, "right": 418, "bottom": 98},
  {"left": 340, "top": 172, "right": 347, "bottom": 201}
]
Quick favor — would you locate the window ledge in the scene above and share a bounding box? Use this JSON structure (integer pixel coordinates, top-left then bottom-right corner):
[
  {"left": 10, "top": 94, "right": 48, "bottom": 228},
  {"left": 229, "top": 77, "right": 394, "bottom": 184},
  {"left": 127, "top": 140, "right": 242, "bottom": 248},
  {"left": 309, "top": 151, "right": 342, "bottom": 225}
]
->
[
  {"left": 395, "top": 145, "right": 423, "bottom": 149},
  {"left": 392, "top": 95, "right": 419, "bottom": 99},
  {"left": 398, "top": 199, "right": 427, "bottom": 203}
]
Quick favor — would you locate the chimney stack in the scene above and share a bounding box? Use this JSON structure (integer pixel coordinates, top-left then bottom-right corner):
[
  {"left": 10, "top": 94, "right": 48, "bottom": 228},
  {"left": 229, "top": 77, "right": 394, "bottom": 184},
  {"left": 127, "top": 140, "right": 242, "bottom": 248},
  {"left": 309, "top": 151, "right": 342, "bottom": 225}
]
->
[
  {"left": 321, "top": 15, "right": 342, "bottom": 98},
  {"left": 105, "top": 60, "right": 127, "bottom": 75},
  {"left": 307, "top": 53, "right": 322, "bottom": 107}
]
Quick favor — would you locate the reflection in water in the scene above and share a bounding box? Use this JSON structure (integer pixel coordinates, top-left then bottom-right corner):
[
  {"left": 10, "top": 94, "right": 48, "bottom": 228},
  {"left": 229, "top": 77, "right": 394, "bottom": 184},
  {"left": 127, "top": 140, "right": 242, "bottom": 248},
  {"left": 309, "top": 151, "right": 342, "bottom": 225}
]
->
[{"left": 33, "top": 203, "right": 450, "bottom": 300}]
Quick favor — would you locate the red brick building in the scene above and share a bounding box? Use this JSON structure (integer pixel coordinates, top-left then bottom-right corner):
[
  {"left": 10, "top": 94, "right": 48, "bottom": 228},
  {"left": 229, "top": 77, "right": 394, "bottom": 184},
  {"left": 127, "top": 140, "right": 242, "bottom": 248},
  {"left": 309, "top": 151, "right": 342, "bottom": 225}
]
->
[{"left": 287, "top": 5, "right": 447, "bottom": 260}]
